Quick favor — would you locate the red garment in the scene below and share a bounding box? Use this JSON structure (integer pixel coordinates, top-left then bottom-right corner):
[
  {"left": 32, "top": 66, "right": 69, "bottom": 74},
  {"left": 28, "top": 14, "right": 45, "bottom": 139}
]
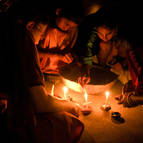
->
[{"left": 127, "top": 49, "right": 143, "bottom": 94}]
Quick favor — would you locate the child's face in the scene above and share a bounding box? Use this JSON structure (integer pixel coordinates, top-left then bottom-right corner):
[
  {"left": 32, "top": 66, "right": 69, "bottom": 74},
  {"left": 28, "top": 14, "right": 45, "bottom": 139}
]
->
[
  {"left": 97, "top": 25, "right": 116, "bottom": 42},
  {"left": 56, "top": 17, "right": 78, "bottom": 31}
]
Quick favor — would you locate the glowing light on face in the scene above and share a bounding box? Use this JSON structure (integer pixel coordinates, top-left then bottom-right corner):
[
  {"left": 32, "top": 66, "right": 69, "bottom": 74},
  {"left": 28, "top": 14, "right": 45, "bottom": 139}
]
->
[{"left": 96, "top": 26, "right": 116, "bottom": 42}]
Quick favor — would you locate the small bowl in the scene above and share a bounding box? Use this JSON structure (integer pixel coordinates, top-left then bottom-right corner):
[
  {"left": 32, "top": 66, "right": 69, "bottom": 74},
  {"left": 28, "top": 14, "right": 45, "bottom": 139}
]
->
[{"left": 111, "top": 112, "right": 121, "bottom": 119}]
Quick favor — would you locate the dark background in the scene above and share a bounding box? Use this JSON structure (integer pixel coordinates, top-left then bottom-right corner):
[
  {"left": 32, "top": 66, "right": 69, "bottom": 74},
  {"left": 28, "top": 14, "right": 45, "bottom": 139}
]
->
[
  {"left": 1, "top": 0, "right": 142, "bottom": 43},
  {"left": 13, "top": 0, "right": 143, "bottom": 44}
]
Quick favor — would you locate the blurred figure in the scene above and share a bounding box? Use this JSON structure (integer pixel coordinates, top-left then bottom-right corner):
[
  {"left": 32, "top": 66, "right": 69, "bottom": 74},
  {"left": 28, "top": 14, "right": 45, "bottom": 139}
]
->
[{"left": 10, "top": 10, "right": 84, "bottom": 142}]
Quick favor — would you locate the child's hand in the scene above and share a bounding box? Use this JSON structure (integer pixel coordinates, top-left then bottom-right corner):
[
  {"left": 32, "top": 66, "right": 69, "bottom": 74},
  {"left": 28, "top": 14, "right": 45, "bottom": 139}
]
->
[
  {"left": 111, "top": 62, "right": 123, "bottom": 73},
  {"left": 48, "top": 95, "right": 80, "bottom": 117},
  {"left": 77, "top": 74, "right": 90, "bottom": 87}
]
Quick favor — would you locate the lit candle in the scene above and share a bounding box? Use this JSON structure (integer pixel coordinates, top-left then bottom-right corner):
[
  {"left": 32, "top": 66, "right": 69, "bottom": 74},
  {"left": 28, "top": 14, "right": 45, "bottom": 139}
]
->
[
  {"left": 105, "top": 91, "right": 110, "bottom": 105},
  {"left": 51, "top": 84, "right": 54, "bottom": 96},
  {"left": 101, "top": 91, "right": 111, "bottom": 111},
  {"left": 84, "top": 91, "right": 88, "bottom": 103},
  {"left": 63, "top": 86, "right": 68, "bottom": 100},
  {"left": 81, "top": 90, "right": 92, "bottom": 115},
  {"left": 83, "top": 90, "right": 92, "bottom": 105}
]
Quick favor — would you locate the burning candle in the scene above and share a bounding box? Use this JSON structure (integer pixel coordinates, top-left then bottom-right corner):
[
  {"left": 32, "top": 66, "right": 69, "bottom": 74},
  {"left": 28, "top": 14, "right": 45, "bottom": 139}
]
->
[
  {"left": 84, "top": 91, "right": 88, "bottom": 103},
  {"left": 51, "top": 84, "right": 54, "bottom": 96},
  {"left": 101, "top": 91, "right": 111, "bottom": 111},
  {"left": 63, "top": 86, "right": 68, "bottom": 100},
  {"left": 83, "top": 90, "right": 92, "bottom": 105},
  {"left": 81, "top": 90, "right": 92, "bottom": 115},
  {"left": 105, "top": 91, "right": 110, "bottom": 105}
]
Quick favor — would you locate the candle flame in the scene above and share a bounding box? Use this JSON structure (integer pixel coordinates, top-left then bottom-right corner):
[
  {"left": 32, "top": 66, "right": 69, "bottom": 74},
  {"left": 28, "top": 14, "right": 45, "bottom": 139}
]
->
[
  {"left": 84, "top": 91, "right": 88, "bottom": 102},
  {"left": 51, "top": 85, "right": 54, "bottom": 96},
  {"left": 105, "top": 91, "right": 110, "bottom": 100}
]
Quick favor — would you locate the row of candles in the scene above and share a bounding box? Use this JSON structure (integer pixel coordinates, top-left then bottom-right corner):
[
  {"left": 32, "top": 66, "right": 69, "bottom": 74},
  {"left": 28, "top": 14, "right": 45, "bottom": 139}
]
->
[{"left": 50, "top": 84, "right": 111, "bottom": 114}]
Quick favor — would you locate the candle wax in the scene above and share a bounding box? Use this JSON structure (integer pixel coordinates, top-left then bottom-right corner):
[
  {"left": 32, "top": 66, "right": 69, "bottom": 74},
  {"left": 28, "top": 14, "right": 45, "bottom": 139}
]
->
[{"left": 81, "top": 104, "right": 92, "bottom": 115}]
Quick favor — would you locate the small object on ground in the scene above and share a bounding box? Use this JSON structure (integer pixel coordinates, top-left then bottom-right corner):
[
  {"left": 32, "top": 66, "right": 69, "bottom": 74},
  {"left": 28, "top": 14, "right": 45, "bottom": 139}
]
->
[
  {"left": 81, "top": 104, "right": 92, "bottom": 115},
  {"left": 101, "top": 103, "right": 111, "bottom": 111},
  {"left": 111, "top": 111, "right": 125, "bottom": 124},
  {"left": 111, "top": 112, "right": 121, "bottom": 119}
]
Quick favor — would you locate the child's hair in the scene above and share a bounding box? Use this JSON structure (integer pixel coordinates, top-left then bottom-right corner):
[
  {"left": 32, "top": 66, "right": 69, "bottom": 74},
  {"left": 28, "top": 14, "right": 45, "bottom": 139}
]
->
[
  {"left": 16, "top": 1, "right": 52, "bottom": 27},
  {"left": 53, "top": 0, "right": 84, "bottom": 24},
  {"left": 55, "top": 7, "right": 83, "bottom": 24},
  {"left": 20, "top": 12, "right": 51, "bottom": 26},
  {"left": 95, "top": 16, "right": 118, "bottom": 30},
  {"left": 94, "top": 6, "right": 119, "bottom": 30}
]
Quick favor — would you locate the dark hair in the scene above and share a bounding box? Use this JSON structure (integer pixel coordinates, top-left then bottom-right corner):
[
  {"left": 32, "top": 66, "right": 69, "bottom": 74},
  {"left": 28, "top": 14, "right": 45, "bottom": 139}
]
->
[
  {"left": 54, "top": 0, "right": 84, "bottom": 24},
  {"left": 94, "top": 6, "right": 119, "bottom": 30},
  {"left": 95, "top": 16, "right": 118, "bottom": 30},
  {"left": 19, "top": 11, "right": 51, "bottom": 27},
  {"left": 16, "top": 0, "right": 52, "bottom": 26},
  {"left": 55, "top": 7, "right": 84, "bottom": 24}
]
